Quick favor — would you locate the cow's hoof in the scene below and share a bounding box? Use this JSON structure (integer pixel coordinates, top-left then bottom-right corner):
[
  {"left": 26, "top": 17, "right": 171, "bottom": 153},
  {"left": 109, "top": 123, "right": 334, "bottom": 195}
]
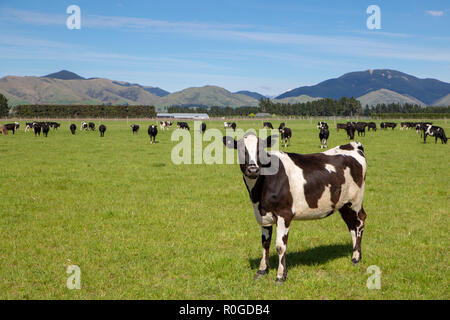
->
[
  {"left": 274, "top": 277, "right": 286, "bottom": 285},
  {"left": 351, "top": 258, "right": 361, "bottom": 265},
  {"left": 254, "top": 270, "right": 268, "bottom": 280}
]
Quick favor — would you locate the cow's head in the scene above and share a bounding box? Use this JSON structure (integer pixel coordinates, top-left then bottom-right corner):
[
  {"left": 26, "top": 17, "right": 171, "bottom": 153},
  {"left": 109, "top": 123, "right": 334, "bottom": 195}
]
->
[{"left": 223, "top": 132, "right": 278, "bottom": 179}]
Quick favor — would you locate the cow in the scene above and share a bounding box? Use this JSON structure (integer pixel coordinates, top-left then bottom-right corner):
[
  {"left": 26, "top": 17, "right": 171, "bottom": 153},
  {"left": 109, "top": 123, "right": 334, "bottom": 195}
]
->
[
  {"left": 81, "top": 122, "right": 88, "bottom": 131},
  {"left": 355, "top": 122, "right": 367, "bottom": 137},
  {"left": 381, "top": 122, "right": 396, "bottom": 130},
  {"left": 131, "top": 124, "right": 140, "bottom": 134},
  {"left": 200, "top": 122, "right": 207, "bottom": 134},
  {"left": 224, "top": 122, "right": 232, "bottom": 129},
  {"left": 346, "top": 122, "right": 356, "bottom": 140},
  {"left": 337, "top": 123, "right": 347, "bottom": 132},
  {"left": 4, "top": 123, "right": 18, "bottom": 134},
  {"left": 230, "top": 122, "right": 237, "bottom": 131},
  {"left": 148, "top": 125, "right": 158, "bottom": 144},
  {"left": 416, "top": 122, "right": 432, "bottom": 137},
  {"left": 34, "top": 124, "right": 41, "bottom": 136},
  {"left": 177, "top": 122, "right": 190, "bottom": 131},
  {"left": 89, "top": 122, "right": 95, "bottom": 131},
  {"left": 263, "top": 122, "right": 274, "bottom": 129},
  {"left": 25, "top": 122, "right": 34, "bottom": 132},
  {"left": 278, "top": 123, "right": 286, "bottom": 132},
  {"left": 49, "top": 122, "right": 60, "bottom": 130},
  {"left": 317, "top": 121, "right": 328, "bottom": 130},
  {"left": 99, "top": 124, "right": 106, "bottom": 137},
  {"left": 423, "top": 125, "right": 447, "bottom": 144},
  {"left": 367, "top": 122, "right": 377, "bottom": 132},
  {"left": 319, "top": 126, "right": 329, "bottom": 149},
  {"left": 280, "top": 127, "right": 292, "bottom": 147},
  {"left": 41, "top": 124, "right": 49, "bottom": 137},
  {"left": 70, "top": 124, "right": 77, "bottom": 135},
  {"left": 222, "top": 133, "right": 367, "bottom": 283},
  {"left": 159, "top": 121, "right": 173, "bottom": 130},
  {"left": 0, "top": 124, "right": 8, "bottom": 135}
]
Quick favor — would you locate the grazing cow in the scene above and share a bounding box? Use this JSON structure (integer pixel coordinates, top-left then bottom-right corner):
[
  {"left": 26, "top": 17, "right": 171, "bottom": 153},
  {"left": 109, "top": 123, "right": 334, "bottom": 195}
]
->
[
  {"left": 159, "top": 121, "right": 173, "bottom": 130},
  {"left": 367, "top": 122, "right": 377, "bottom": 132},
  {"left": 416, "top": 122, "right": 432, "bottom": 137},
  {"left": 346, "top": 122, "right": 356, "bottom": 140},
  {"left": 89, "top": 122, "right": 95, "bottom": 131},
  {"left": 50, "top": 122, "right": 60, "bottom": 130},
  {"left": 131, "top": 124, "right": 140, "bottom": 134},
  {"left": 70, "top": 124, "right": 77, "bottom": 135},
  {"left": 4, "top": 123, "right": 18, "bottom": 134},
  {"left": 336, "top": 123, "right": 347, "bottom": 132},
  {"left": 280, "top": 127, "right": 292, "bottom": 147},
  {"left": 148, "top": 125, "right": 158, "bottom": 144},
  {"left": 223, "top": 134, "right": 367, "bottom": 283},
  {"left": 423, "top": 125, "right": 447, "bottom": 144},
  {"left": 0, "top": 124, "right": 8, "bottom": 135},
  {"left": 99, "top": 124, "right": 106, "bottom": 137},
  {"left": 42, "top": 124, "right": 50, "bottom": 137},
  {"left": 34, "top": 124, "right": 41, "bottom": 136},
  {"left": 263, "top": 122, "right": 274, "bottom": 129},
  {"left": 230, "top": 122, "right": 237, "bottom": 131},
  {"left": 177, "top": 122, "right": 190, "bottom": 131},
  {"left": 200, "top": 122, "right": 207, "bottom": 134},
  {"left": 319, "top": 126, "right": 329, "bottom": 149},
  {"left": 278, "top": 123, "right": 286, "bottom": 132},
  {"left": 355, "top": 122, "right": 367, "bottom": 137},
  {"left": 81, "top": 122, "right": 88, "bottom": 131},
  {"left": 381, "top": 122, "right": 396, "bottom": 130}
]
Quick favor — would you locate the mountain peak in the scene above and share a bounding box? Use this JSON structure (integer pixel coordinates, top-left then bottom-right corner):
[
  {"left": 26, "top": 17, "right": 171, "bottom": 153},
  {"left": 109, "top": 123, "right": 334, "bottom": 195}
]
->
[{"left": 42, "top": 70, "right": 85, "bottom": 80}]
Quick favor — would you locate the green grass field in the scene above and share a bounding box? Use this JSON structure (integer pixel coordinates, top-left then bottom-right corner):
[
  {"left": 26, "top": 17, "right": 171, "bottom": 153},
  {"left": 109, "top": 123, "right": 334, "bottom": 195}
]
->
[{"left": 0, "top": 119, "right": 448, "bottom": 299}]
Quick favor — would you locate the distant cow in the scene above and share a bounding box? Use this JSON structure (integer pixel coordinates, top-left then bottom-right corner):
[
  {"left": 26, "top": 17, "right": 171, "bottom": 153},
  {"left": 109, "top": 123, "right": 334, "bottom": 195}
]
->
[
  {"left": 230, "top": 122, "right": 237, "bottom": 131},
  {"left": 278, "top": 123, "right": 285, "bottom": 132},
  {"left": 317, "top": 121, "right": 328, "bottom": 130},
  {"left": 355, "top": 122, "right": 367, "bottom": 137},
  {"left": 319, "top": 126, "right": 329, "bottom": 149},
  {"left": 70, "top": 124, "right": 77, "bottom": 135},
  {"left": 131, "top": 124, "right": 140, "bottom": 134},
  {"left": 160, "top": 121, "right": 173, "bottom": 131},
  {"left": 381, "top": 122, "right": 397, "bottom": 130},
  {"left": 4, "top": 123, "right": 18, "bottom": 134},
  {"left": 89, "top": 122, "right": 95, "bottom": 131},
  {"left": 416, "top": 122, "right": 432, "bottom": 137},
  {"left": 148, "top": 125, "right": 158, "bottom": 144},
  {"left": 263, "top": 122, "right": 274, "bottom": 129},
  {"left": 337, "top": 123, "right": 347, "bottom": 132},
  {"left": 177, "top": 122, "right": 190, "bottom": 130},
  {"left": 367, "top": 122, "right": 377, "bottom": 132},
  {"left": 224, "top": 122, "right": 232, "bottom": 129},
  {"left": 280, "top": 127, "right": 292, "bottom": 147},
  {"left": 0, "top": 124, "right": 8, "bottom": 135},
  {"left": 25, "top": 122, "right": 34, "bottom": 132},
  {"left": 346, "top": 122, "right": 356, "bottom": 140},
  {"left": 42, "top": 124, "right": 50, "bottom": 137},
  {"left": 81, "top": 122, "right": 88, "bottom": 131},
  {"left": 99, "top": 124, "right": 106, "bottom": 137},
  {"left": 423, "top": 124, "right": 447, "bottom": 144},
  {"left": 34, "top": 124, "right": 41, "bottom": 136}
]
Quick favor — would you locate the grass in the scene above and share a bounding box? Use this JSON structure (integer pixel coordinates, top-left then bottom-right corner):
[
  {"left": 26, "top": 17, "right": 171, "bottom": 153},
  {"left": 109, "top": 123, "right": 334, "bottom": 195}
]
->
[{"left": 0, "top": 119, "right": 448, "bottom": 299}]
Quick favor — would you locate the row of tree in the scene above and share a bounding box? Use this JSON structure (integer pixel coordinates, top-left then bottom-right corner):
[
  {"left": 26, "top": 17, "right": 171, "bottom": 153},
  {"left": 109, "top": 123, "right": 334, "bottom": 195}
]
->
[
  {"left": 362, "top": 103, "right": 450, "bottom": 116},
  {"left": 11, "top": 104, "right": 156, "bottom": 118}
]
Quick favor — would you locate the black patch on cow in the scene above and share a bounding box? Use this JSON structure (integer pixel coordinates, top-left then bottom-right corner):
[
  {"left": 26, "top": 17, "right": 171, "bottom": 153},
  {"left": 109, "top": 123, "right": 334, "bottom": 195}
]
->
[{"left": 339, "top": 143, "right": 354, "bottom": 151}]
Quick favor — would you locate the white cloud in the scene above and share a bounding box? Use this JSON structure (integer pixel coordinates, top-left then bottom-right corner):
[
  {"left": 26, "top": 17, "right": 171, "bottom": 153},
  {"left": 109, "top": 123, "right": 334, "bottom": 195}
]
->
[{"left": 425, "top": 10, "right": 444, "bottom": 17}]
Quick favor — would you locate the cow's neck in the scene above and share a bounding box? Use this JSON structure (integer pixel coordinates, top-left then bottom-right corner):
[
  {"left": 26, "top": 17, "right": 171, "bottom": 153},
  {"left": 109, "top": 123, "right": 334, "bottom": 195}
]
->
[{"left": 243, "top": 174, "right": 264, "bottom": 203}]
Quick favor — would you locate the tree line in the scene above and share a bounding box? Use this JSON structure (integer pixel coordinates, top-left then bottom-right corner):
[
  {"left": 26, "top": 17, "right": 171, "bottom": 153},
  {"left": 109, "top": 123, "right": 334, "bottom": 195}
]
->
[{"left": 11, "top": 104, "right": 156, "bottom": 118}]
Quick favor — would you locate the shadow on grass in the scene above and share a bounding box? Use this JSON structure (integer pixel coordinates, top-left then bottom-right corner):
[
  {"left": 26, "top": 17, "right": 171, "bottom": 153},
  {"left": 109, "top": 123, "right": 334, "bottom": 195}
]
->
[{"left": 249, "top": 243, "right": 351, "bottom": 269}]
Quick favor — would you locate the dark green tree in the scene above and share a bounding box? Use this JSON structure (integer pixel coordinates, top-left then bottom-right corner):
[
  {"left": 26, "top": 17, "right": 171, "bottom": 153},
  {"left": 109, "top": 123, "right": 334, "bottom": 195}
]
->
[{"left": 0, "top": 93, "right": 8, "bottom": 117}]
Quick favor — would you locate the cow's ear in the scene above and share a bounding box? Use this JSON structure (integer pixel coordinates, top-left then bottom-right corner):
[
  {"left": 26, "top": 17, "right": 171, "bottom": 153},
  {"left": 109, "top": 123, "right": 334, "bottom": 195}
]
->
[
  {"left": 223, "top": 136, "right": 237, "bottom": 149},
  {"left": 265, "top": 135, "right": 278, "bottom": 148}
]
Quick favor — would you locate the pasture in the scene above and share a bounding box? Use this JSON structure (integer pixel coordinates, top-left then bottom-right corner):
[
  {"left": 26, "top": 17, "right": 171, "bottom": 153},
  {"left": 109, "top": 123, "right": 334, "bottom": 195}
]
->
[{"left": 0, "top": 119, "right": 448, "bottom": 299}]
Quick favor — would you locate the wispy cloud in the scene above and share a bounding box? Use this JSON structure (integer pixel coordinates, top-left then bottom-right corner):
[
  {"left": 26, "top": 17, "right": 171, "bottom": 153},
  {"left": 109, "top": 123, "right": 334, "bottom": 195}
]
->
[{"left": 425, "top": 10, "right": 445, "bottom": 17}]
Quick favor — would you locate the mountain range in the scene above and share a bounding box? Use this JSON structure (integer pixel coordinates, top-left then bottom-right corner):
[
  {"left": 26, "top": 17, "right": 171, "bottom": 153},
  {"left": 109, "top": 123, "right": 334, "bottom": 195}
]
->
[{"left": 0, "top": 69, "right": 449, "bottom": 108}]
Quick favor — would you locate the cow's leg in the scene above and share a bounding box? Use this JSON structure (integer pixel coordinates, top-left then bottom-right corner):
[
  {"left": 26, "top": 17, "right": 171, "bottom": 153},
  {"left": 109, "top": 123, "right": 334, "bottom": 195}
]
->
[
  {"left": 275, "top": 215, "right": 291, "bottom": 283},
  {"left": 255, "top": 225, "right": 273, "bottom": 280},
  {"left": 339, "top": 203, "right": 366, "bottom": 264}
]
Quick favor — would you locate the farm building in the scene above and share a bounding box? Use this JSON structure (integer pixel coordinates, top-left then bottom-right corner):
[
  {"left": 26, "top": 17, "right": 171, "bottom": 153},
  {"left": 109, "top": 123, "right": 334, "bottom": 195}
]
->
[{"left": 156, "top": 113, "right": 210, "bottom": 120}]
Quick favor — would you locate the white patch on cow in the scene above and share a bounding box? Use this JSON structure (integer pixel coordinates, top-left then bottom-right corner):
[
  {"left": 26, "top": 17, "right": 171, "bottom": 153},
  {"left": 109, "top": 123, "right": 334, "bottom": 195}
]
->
[
  {"left": 252, "top": 202, "right": 275, "bottom": 226},
  {"left": 276, "top": 216, "right": 289, "bottom": 279},
  {"left": 325, "top": 164, "right": 336, "bottom": 173},
  {"left": 244, "top": 134, "right": 259, "bottom": 167},
  {"left": 350, "top": 230, "right": 357, "bottom": 249}
]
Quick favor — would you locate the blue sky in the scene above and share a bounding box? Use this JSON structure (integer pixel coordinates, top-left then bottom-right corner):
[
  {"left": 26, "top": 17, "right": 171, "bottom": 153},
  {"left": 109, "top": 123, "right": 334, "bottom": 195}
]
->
[{"left": 0, "top": 0, "right": 449, "bottom": 96}]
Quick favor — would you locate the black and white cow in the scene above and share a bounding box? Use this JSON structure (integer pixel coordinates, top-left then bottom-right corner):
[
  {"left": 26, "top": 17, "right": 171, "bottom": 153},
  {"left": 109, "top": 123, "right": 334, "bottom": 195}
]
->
[
  {"left": 319, "top": 126, "right": 329, "bottom": 149},
  {"left": 131, "top": 124, "right": 140, "bottom": 134},
  {"left": 99, "top": 124, "right": 106, "bottom": 137},
  {"left": 148, "top": 125, "right": 158, "bottom": 144},
  {"left": 81, "top": 122, "right": 88, "bottom": 131},
  {"left": 223, "top": 133, "right": 367, "bottom": 283},
  {"left": 263, "top": 122, "right": 274, "bottom": 129},
  {"left": 177, "top": 122, "right": 190, "bottom": 130},
  {"left": 367, "top": 122, "right": 377, "bottom": 132},
  {"left": 89, "top": 122, "right": 95, "bottom": 131},
  {"left": 278, "top": 123, "right": 286, "bottom": 132},
  {"left": 280, "top": 127, "right": 292, "bottom": 147},
  {"left": 423, "top": 124, "right": 447, "bottom": 144},
  {"left": 381, "top": 122, "right": 396, "bottom": 130},
  {"left": 70, "top": 124, "right": 77, "bottom": 135},
  {"left": 25, "top": 122, "right": 34, "bottom": 132},
  {"left": 34, "top": 124, "right": 41, "bottom": 136},
  {"left": 224, "top": 122, "right": 232, "bottom": 129},
  {"left": 317, "top": 121, "right": 328, "bottom": 130},
  {"left": 160, "top": 121, "right": 172, "bottom": 131}
]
